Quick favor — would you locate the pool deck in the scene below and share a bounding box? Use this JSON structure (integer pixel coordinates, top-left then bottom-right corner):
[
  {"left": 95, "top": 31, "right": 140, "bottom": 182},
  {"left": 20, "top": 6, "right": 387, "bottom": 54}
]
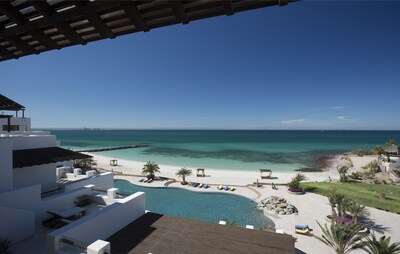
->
[
  {"left": 114, "top": 174, "right": 400, "bottom": 254},
  {"left": 106, "top": 212, "right": 295, "bottom": 254},
  {"left": 97, "top": 153, "right": 400, "bottom": 254}
]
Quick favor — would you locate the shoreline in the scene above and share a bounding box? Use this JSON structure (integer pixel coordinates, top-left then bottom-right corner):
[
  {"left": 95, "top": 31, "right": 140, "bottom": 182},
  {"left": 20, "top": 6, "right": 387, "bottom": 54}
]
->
[{"left": 89, "top": 152, "right": 342, "bottom": 187}]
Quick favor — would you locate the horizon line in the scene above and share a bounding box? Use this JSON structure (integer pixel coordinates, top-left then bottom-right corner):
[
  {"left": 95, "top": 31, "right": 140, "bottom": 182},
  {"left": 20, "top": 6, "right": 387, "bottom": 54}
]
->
[{"left": 34, "top": 127, "right": 400, "bottom": 131}]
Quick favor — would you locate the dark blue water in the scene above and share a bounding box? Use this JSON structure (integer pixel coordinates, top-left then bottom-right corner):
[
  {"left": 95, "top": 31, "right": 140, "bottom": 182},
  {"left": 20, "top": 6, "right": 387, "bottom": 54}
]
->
[
  {"left": 114, "top": 179, "right": 272, "bottom": 228},
  {"left": 49, "top": 130, "right": 400, "bottom": 171}
]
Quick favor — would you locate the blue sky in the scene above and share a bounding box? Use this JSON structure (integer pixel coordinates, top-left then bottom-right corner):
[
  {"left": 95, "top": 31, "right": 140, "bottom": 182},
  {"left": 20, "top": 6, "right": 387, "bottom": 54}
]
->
[{"left": 1, "top": 1, "right": 400, "bottom": 130}]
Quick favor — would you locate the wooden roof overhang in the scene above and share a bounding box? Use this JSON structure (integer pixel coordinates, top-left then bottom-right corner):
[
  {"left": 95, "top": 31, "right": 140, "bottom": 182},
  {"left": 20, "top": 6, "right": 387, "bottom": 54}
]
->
[
  {"left": 0, "top": 94, "right": 25, "bottom": 111},
  {"left": 107, "top": 212, "right": 295, "bottom": 254},
  {"left": 0, "top": 0, "right": 297, "bottom": 62},
  {"left": 13, "top": 147, "right": 92, "bottom": 168}
]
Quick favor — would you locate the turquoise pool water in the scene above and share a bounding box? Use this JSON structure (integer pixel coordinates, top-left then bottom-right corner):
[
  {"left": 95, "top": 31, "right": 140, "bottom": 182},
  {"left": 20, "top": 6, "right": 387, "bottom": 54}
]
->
[{"left": 114, "top": 179, "right": 273, "bottom": 229}]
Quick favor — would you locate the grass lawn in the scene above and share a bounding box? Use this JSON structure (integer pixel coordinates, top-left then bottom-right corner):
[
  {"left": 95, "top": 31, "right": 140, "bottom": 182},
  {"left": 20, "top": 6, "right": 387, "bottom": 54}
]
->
[{"left": 301, "top": 182, "right": 400, "bottom": 214}]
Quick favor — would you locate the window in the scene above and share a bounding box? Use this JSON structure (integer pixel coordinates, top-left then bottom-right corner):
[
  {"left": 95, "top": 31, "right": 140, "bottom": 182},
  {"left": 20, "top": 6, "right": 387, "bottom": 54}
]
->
[{"left": 2, "top": 125, "right": 19, "bottom": 131}]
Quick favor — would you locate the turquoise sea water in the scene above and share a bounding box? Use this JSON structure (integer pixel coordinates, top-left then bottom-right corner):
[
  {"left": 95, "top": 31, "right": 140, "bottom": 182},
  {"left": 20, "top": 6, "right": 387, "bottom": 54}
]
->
[
  {"left": 50, "top": 130, "right": 400, "bottom": 172},
  {"left": 114, "top": 179, "right": 272, "bottom": 228}
]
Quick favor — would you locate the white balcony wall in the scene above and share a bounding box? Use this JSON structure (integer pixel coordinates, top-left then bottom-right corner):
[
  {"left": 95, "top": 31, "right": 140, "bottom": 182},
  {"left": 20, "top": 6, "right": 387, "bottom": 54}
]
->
[
  {"left": 13, "top": 163, "right": 57, "bottom": 193},
  {"left": 12, "top": 135, "right": 57, "bottom": 150},
  {"left": 47, "top": 192, "right": 146, "bottom": 254},
  {"left": 0, "top": 185, "right": 41, "bottom": 219},
  {"left": 0, "top": 184, "right": 94, "bottom": 221},
  {"left": 0, "top": 138, "right": 13, "bottom": 192},
  {"left": 0, "top": 117, "right": 31, "bottom": 132},
  {"left": 0, "top": 206, "right": 35, "bottom": 243},
  {"left": 64, "top": 172, "right": 114, "bottom": 192},
  {"left": 40, "top": 186, "right": 94, "bottom": 221}
]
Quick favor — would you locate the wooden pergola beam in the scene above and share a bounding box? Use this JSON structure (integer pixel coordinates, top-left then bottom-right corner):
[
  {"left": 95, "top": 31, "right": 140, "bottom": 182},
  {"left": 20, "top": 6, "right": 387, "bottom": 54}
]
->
[
  {"left": 170, "top": 1, "right": 189, "bottom": 24},
  {"left": 75, "top": 2, "right": 116, "bottom": 39},
  {"left": 6, "top": 36, "right": 37, "bottom": 55},
  {"left": 223, "top": 0, "right": 234, "bottom": 16},
  {"left": 0, "top": 2, "right": 28, "bottom": 26},
  {"left": 0, "top": 47, "right": 14, "bottom": 60},
  {"left": 31, "top": 1, "right": 86, "bottom": 45},
  {"left": 0, "top": 0, "right": 298, "bottom": 62},
  {"left": 119, "top": 1, "right": 149, "bottom": 32}
]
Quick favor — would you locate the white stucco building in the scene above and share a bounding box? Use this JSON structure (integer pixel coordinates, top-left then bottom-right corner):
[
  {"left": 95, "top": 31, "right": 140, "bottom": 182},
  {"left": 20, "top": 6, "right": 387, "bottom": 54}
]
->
[{"left": 0, "top": 95, "right": 145, "bottom": 254}]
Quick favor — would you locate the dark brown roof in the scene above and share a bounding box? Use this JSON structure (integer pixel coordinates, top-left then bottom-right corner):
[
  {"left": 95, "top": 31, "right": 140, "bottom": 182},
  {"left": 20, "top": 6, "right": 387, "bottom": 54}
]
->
[
  {"left": 106, "top": 212, "right": 295, "bottom": 254},
  {"left": 0, "top": 0, "right": 297, "bottom": 62},
  {"left": 0, "top": 94, "right": 25, "bottom": 111},
  {"left": 13, "top": 147, "right": 91, "bottom": 168}
]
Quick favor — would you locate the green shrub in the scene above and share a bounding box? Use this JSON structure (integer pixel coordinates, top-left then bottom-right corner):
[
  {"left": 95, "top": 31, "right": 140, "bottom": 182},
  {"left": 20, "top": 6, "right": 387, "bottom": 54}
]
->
[
  {"left": 0, "top": 237, "right": 11, "bottom": 251},
  {"left": 349, "top": 172, "right": 363, "bottom": 180},
  {"left": 362, "top": 160, "right": 379, "bottom": 173},
  {"left": 75, "top": 195, "right": 91, "bottom": 207}
]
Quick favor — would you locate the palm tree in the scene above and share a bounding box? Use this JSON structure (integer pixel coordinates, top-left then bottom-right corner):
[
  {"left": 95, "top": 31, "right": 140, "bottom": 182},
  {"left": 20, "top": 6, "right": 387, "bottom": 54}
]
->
[
  {"left": 329, "top": 187, "right": 338, "bottom": 224},
  {"left": 73, "top": 158, "right": 97, "bottom": 171},
  {"left": 337, "top": 165, "right": 349, "bottom": 182},
  {"left": 334, "top": 193, "right": 347, "bottom": 217},
  {"left": 176, "top": 167, "right": 192, "bottom": 185},
  {"left": 360, "top": 233, "right": 400, "bottom": 254},
  {"left": 142, "top": 161, "right": 160, "bottom": 179},
  {"left": 347, "top": 201, "right": 370, "bottom": 224},
  {"left": 314, "top": 221, "right": 365, "bottom": 254}
]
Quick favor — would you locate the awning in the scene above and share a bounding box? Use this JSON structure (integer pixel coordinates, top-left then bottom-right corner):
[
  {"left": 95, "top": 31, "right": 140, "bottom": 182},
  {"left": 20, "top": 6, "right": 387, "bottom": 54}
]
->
[
  {"left": 13, "top": 147, "right": 91, "bottom": 168},
  {"left": 0, "top": 94, "right": 25, "bottom": 111}
]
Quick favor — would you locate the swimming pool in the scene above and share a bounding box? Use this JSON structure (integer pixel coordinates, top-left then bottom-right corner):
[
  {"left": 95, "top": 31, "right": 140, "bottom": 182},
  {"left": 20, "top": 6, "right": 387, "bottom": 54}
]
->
[{"left": 114, "top": 179, "right": 274, "bottom": 229}]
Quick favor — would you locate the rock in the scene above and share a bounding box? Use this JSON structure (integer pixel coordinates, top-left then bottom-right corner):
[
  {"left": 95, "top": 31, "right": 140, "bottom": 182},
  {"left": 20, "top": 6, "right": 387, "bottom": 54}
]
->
[
  {"left": 278, "top": 203, "right": 287, "bottom": 209},
  {"left": 279, "top": 211, "right": 285, "bottom": 215},
  {"left": 287, "top": 204, "right": 294, "bottom": 209}
]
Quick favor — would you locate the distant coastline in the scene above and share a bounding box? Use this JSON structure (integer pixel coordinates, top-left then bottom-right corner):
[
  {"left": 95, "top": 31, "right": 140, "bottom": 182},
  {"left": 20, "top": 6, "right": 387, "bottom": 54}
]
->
[{"left": 52, "top": 129, "right": 399, "bottom": 172}]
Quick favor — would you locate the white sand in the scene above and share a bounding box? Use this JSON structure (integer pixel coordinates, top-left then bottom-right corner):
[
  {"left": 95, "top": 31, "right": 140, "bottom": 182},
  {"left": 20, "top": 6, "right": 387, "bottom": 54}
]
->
[
  {"left": 91, "top": 153, "right": 400, "bottom": 254},
  {"left": 90, "top": 153, "right": 340, "bottom": 186}
]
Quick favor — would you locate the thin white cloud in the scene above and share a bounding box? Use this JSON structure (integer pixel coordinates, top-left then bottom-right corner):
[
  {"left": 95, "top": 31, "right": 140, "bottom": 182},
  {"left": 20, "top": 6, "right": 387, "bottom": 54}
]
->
[
  {"left": 329, "top": 106, "right": 345, "bottom": 110},
  {"left": 336, "top": 116, "right": 355, "bottom": 122},
  {"left": 281, "top": 119, "right": 305, "bottom": 124}
]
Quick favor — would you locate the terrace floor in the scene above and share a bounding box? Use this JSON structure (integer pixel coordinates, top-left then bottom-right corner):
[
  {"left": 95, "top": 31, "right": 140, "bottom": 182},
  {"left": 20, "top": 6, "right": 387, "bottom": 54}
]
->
[
  {"left": 107, "top": 212, "right": 295, "bottom": 254},
  {"left": 9, "top": 202, "right": 106, "bottom": 254}
]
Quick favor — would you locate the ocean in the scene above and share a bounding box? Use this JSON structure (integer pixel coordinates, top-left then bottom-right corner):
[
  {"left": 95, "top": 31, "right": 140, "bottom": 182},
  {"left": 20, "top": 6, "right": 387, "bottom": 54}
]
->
[{"left": 49, "top": 130, "right": 400, "bottom": 172}]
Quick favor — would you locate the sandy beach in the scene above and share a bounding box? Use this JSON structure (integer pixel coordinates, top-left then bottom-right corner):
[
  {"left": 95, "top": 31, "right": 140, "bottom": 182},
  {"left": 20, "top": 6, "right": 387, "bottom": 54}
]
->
[
  {"left": 89, "top": 152, "right": 400, "bottom": 254},
  {"left": 89, "top": 153, "right": 341, "bottom": 186}
]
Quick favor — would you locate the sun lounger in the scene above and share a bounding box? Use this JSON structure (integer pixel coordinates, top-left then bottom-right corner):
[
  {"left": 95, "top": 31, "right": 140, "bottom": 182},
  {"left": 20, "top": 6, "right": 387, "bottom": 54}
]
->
[
  {"left": 143, "top": 178, "right": 149, "bottom": 183},
  {"left": 224, "top": 185, "right": 229, "bottom": 191},
  {"left": 218, "top": 185, "right": 223, "bottom": 190},
  {"left": 147, "top": 178, "right": 153, "bottom": 183},
  {"left": 47, "top": 207, "right": 86, "bottom": 219},
  {"left": 295, "top": 228, "right": 311, "bottom": 235},
  {"left": 295, "top": 224, "right": 309, "bottom": 230},
  {"left": 198, "top": 183, "right": 203, "bottom": 188},
  {"left": 139, "top": 178, "right": 144, "bottom": 182},
  {"left": 204, "top": 184, "right": 209, "bottom": 188},
  {"left": 230, "top": 186, "right": 235, "bottom": 191}
]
